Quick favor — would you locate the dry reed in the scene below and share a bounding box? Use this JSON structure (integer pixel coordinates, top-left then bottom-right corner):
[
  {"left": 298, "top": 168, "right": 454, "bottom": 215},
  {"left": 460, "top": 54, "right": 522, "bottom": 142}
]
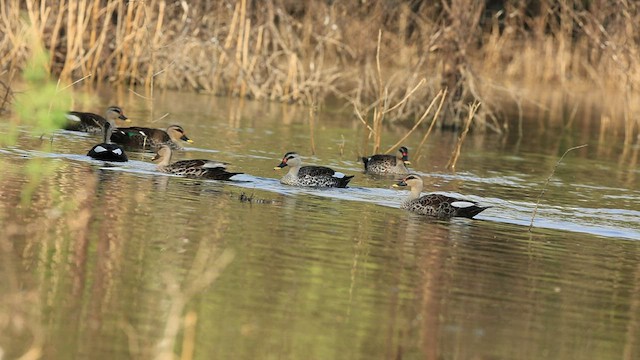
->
[
  {"left": 0, "top": 0, "right": 638, "bottom": 141},
  {"left": 528, "top": 144, "right": 589, "bottom": 231},
  {"left": 446, "top": 101, "right": 481, "bottom": 170}
]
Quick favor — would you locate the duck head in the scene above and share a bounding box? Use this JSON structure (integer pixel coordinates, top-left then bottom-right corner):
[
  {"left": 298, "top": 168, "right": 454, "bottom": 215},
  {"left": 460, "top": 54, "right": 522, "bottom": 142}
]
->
[
  {"left": 399, "top": 146, "right": 411, "bottom": 165},
  {"left": 167, "top": 125, "right": 194, "bottom": 143},
  {"left": 106, "top": 106, "right": 129, "bottom": 122},
  {"left": 393, "top": 174, "right": 422, "bottom": 188},
  {"left": 152, "top": 145, "right": 173, "bottom": 166},
  {"left": 274, "top": 152, "right": 301, "bottom": 170}
]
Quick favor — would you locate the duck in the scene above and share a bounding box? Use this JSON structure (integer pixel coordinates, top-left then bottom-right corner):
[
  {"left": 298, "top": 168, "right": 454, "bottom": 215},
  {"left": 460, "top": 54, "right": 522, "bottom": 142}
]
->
[
  {"left": 152, "top": 145, "right": 241, "bottom": 180},
  {"left": 65, "top": 106, "right": 129, "bottom": 133},
  {"left": 111, "top": 124, "right": 193, "bottom": 150},
  {"left": 274, "top": 152, "right": 354, "bottom": 188},
  {"left": 393, "top": 174, "right": 488, "bottom": 219},
  {"left": 87, "top": 121, "right": 128, "bottom": 162},
  {"left": 362, "top": 146, "right": 411, "bottom": 175}
]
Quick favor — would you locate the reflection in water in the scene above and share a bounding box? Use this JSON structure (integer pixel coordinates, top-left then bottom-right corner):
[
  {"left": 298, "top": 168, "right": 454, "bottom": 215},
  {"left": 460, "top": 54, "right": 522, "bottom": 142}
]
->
[{"left": 1, "top": 93, "right": 640, "bottom": 359}]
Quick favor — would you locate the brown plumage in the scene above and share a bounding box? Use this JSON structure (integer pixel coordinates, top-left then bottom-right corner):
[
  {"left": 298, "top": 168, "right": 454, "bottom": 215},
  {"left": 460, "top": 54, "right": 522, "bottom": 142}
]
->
[
  {"left": 65, "top": 106, "right": 129, "bottom": 133},
  {"left": 362, "top": 146, "right": 411, "bottom": 175},
  {"left": 274, "top": 152, "right": 354, "bottom": 188},
  {"left": 152, "top": 145, "right": 241, "bottom": 180},
  {"left": 111, "top": 125, "right": 193, "bottom": 150},
  {"left": 393, "top": 174, "right": 489, "bottom": 219}
]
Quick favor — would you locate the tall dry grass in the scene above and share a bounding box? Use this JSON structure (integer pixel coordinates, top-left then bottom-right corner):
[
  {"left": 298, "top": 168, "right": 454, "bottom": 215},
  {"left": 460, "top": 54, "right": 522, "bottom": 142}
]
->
[{"left": 0, "top": 0, "right": 638, "bottom": 141}]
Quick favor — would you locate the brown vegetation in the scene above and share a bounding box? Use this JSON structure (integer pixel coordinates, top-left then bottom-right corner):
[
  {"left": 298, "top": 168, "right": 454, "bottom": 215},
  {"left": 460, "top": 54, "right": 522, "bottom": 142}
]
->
[{"left": 1, "top": 0, "right": 639, "bottom": 141}]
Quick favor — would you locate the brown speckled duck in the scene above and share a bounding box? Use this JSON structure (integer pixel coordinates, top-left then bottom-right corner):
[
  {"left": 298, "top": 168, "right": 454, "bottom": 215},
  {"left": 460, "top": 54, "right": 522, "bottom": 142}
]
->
[
  {"left": 393, "top": 174, "right": 488, "bottom": 219},
  {"left": 111, "top": 125, "right": 193, "bottom": 150},
  {"left": 274, "top": 152, "right": 354, "bottom": 188},
  {"left": 65, "top": 106, "right": 129, "bottom": 133},
  {"left": 362, "top": 146, "right": 411, "bottom": 175},
  {"left": 152, "top": 145, "right": 241, "bottom": 180}
]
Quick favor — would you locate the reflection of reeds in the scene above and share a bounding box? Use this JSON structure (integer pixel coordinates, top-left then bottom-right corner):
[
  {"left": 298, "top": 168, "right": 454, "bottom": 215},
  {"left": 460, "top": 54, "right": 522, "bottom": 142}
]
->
[
  {"left": 446, "top": 101, "right": 480, "bottom": 171},
  {"left": 154, "top": 246, "right": 234, "bottom": 360}
]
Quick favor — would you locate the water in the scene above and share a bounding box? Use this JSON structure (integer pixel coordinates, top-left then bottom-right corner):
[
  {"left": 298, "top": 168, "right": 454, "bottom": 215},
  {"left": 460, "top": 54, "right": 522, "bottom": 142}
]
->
[{"left": 1, "top": 90, "right": 639, "bottom": 359}]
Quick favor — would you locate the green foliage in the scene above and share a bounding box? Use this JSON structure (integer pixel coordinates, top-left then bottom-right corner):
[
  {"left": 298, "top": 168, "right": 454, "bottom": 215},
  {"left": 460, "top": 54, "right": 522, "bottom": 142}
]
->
[
  {"left": 3, "top": 29, "right": 71, "bottom": 203},
  {"left": 13, "top": 43, "right": 71, "bottom": 138},
  {"left": 20, "top": 157, "right": 58, "bottom": 206}
]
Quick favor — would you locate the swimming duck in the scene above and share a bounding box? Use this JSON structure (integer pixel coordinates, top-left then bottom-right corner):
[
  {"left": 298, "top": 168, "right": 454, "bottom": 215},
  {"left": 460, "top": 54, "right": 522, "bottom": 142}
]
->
[
  {"left": 362, "top": 146, "right": 411, "bottom": 175},
  {"left": 111, "top": 124, "right": 193, "bottom": 150},
  {"left": 393, "top": 174, "right": 488, "bottom": 219},
  {"left": 152, "top": 145, "right": 241, "bottom": 180},
  {"left": 87, "top": 121, "right": 128, "bottom": 162},
  {"left": 65, "top": 106, "right": 129, "bottom": 133},
  {"left": 274, "top": 152, "right": 354, "bottom": 188}
]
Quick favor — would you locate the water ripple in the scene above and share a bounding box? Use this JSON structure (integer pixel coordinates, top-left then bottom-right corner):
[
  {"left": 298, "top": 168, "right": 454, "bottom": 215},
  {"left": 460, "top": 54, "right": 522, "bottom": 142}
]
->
[{"left": 3, "top": 145, "right": 639, "bottom": 241}]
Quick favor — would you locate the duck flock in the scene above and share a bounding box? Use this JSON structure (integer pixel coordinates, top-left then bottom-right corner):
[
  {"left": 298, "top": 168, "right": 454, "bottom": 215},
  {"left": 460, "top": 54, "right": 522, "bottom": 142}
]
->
[{"left": 69, "top": 106, "right": 490, "bottom": 220}]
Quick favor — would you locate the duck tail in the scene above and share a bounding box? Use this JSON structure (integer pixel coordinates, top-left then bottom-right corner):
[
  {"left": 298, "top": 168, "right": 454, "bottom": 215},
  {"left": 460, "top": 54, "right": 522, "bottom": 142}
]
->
[
  {"left": 457, "top": 205, "right": 490, "bottom": 219},
  {"left": 218, "top": 172, "right": 243, "bottom": 181},
  {"left": 338, "top": 175, "right": 355, "bottom": 188}
]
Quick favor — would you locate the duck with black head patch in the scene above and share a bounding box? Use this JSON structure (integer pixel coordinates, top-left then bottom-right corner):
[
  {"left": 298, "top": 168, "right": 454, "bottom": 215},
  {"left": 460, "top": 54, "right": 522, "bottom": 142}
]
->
[
  {"left": 87, "top": 121, "right": 128, "bottom": 162},
  {"left": 362, "top": 146, "right": 411, "bottom": 175},
  {"left": 393, "top": 174, "right": 489, "bottom": 219},
  {"left": 274, "top": 152, "right": 354, "bottom": 188},
  {"left": 65, "top": 106, "right": 130, "bottom": 134}
]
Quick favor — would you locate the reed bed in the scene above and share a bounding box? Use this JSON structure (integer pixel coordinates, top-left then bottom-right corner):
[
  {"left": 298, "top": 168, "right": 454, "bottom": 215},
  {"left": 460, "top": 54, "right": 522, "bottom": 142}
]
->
[{"left": 0, "top": 0, "right": 638, "bottom": 141}]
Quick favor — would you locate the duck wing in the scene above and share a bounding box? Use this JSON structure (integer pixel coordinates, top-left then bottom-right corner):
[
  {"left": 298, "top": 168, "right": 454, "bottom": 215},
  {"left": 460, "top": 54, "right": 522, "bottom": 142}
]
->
[
  {"left": 412, "top": 194, "right": 487, "bottom": 219},
  {"left": 171, "top": 159, "right": 229, "bottom": 170},
  {"left": 165, "top": 159, "right": 240, "bottom": 180},
  {"left": 299, "top": 165, "right": 336, "bottom": 177},
  {"left": 64, "top": 112, "right": 105, "bottom": 132},
  {"left": 362, "top": 154, "right": 396, "bottom": 171},
  {"left": 111, "top": 127, "right": 170, "bottom": 147}
]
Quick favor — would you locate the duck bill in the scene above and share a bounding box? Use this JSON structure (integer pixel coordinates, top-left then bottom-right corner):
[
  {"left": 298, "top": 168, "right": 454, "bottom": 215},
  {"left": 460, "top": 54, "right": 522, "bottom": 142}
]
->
[
  {"left": 274, "top": 161, "right": 288, "bottom": 170},
  {"left": 151, "top": 154, "right": 160, "bottom": 162},
  {"left": 403, "top": 160, "right": 411, "bottom": 165},
  {"left": 180, "top": 135, "right": 194, "bottom": 143},
  {"left": 119, "top": 114, "right": 130, "bottom": 122},
  {"left": 401, "top": 153, "right": 410, "bottom": 164},
  {"left": 393, "top": 180, "right": 408, "bottom": 187}
]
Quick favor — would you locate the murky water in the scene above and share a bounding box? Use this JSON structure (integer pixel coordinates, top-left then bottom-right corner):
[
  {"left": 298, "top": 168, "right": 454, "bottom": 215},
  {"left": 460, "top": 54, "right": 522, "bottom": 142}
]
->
[{"left": 1, "top": 89, "right": 639, "bottom": 359}]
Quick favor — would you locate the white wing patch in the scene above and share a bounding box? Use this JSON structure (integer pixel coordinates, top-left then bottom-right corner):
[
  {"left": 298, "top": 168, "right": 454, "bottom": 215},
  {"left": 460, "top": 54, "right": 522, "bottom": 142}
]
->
[
  {"left": 451, "top": 201, "right": 475, "bottom": 208},
  {"left": 333, "top": 171, "right": 346, "bottom": 178},
  {"left": 94, "top": 146, "right": 107, "bottom": 153},
  {"left": 66, "top": 114, "right": 81, "bottom": 122},
  {"left": 113, "top": 148, "right": 123, "bottom": 155}
]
